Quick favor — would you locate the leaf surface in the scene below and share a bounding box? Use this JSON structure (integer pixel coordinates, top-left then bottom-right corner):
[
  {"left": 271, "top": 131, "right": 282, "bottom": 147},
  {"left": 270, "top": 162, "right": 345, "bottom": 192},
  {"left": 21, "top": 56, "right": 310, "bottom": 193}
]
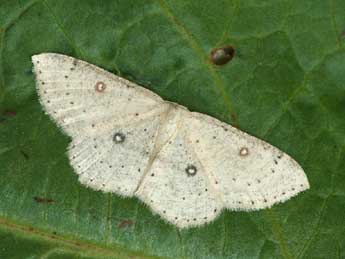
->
[{"left": 1, "top": 0, "right": 345, "bottom": 258}]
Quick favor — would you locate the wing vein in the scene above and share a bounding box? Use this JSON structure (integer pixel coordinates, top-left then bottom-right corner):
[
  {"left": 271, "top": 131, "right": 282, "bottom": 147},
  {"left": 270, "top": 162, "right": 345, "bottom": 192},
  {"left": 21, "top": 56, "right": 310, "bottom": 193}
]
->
[
  {"left": 183, "top": 122, "right": 226, "bottom": 207},
  {"left": 134, "top": 104, "right": 175, "bottom": 194},
  {"left": 78, "top": 106, "right": 170, "bottom": 183}
]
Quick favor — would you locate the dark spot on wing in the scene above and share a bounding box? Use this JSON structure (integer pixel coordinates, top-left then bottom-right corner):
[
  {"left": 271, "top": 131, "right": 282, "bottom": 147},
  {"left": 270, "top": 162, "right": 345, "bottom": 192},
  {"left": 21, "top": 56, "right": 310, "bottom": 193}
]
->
[
  {"left": 239, "top": 147, "right": 249, "bottom": 156},
  {"left": 113, "top": 132, "right": 126, "bottom": 143},
  {"left": 95, "top": 81, "right": 106, "bottom": 92},
  {"left": 185, "top": 165, "right": 197, "bottom": 176}
]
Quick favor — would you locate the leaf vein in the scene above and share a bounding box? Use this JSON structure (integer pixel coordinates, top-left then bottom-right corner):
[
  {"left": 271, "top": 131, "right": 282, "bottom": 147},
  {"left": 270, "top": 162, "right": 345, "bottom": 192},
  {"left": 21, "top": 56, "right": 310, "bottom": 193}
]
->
[{"left": 156, "top": 0, "right": 237, "bottom": 123}]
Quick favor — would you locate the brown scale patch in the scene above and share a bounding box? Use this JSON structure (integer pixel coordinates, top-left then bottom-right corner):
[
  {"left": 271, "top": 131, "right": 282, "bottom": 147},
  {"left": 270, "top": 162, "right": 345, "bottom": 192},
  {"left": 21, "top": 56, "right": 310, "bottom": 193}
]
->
[
  {"left": 95, "top": 81, "right": 106, "bottom": 92},
  {"left": 239, "top": 147, "right": 249, "bottom": 157}
]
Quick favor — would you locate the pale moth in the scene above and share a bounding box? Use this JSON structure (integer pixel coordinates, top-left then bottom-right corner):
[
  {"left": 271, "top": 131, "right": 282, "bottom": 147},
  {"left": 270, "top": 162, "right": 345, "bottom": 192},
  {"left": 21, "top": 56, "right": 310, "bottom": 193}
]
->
[{"left": 32, "top": 53, "right": 309, "bottom": 228}]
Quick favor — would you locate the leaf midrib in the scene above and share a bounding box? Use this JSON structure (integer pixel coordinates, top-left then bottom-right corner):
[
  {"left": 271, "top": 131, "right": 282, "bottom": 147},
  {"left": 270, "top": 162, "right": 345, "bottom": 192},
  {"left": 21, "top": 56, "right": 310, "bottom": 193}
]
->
[{"left": 0, "top": 216, "right": 165, "bottom": 259}]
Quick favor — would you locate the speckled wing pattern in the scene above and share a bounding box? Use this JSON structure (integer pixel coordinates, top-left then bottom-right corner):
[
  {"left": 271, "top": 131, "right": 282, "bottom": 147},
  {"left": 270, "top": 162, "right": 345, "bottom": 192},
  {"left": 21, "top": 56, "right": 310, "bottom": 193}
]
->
[{"left": 32, "top": 53, "right": 310, "bottom": 228}]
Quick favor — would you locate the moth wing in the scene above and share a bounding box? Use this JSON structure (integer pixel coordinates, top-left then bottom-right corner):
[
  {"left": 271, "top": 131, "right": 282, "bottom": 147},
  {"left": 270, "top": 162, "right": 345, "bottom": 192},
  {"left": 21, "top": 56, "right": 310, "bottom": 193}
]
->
[
  {"left": 69, "top": 111, "right": 167, "bottom": 196},
  {"left": 184, "top": 112, "right": 310, "bottom": 210},
  {"left": 136, "top": 108, "right": 224, "bottom": 228},
  {"left": 33, "top": 53, "right": 171, "bottom": 196},
  {"left": 32, "top": 53, "right": 164, "bottom": 138}
]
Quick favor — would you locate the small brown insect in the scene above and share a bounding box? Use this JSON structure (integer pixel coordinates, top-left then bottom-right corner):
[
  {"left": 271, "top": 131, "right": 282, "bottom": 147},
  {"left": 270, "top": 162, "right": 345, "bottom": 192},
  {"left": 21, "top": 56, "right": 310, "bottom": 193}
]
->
[{"left": 210, "top": 45, "right": 235, "bottom": 66}]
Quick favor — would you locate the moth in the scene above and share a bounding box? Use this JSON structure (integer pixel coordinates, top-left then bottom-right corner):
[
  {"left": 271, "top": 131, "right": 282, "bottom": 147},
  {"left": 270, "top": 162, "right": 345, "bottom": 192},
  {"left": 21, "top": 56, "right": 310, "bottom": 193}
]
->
[{"left": 32, "top": 53, "right": 309, "bottom": 228}]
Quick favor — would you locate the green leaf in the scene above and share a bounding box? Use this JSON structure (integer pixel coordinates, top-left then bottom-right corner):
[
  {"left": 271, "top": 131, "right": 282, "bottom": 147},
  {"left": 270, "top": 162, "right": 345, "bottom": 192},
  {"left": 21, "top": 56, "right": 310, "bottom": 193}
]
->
[{"left": 1, "top": 0, "right": 345, "bottom": 258}]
